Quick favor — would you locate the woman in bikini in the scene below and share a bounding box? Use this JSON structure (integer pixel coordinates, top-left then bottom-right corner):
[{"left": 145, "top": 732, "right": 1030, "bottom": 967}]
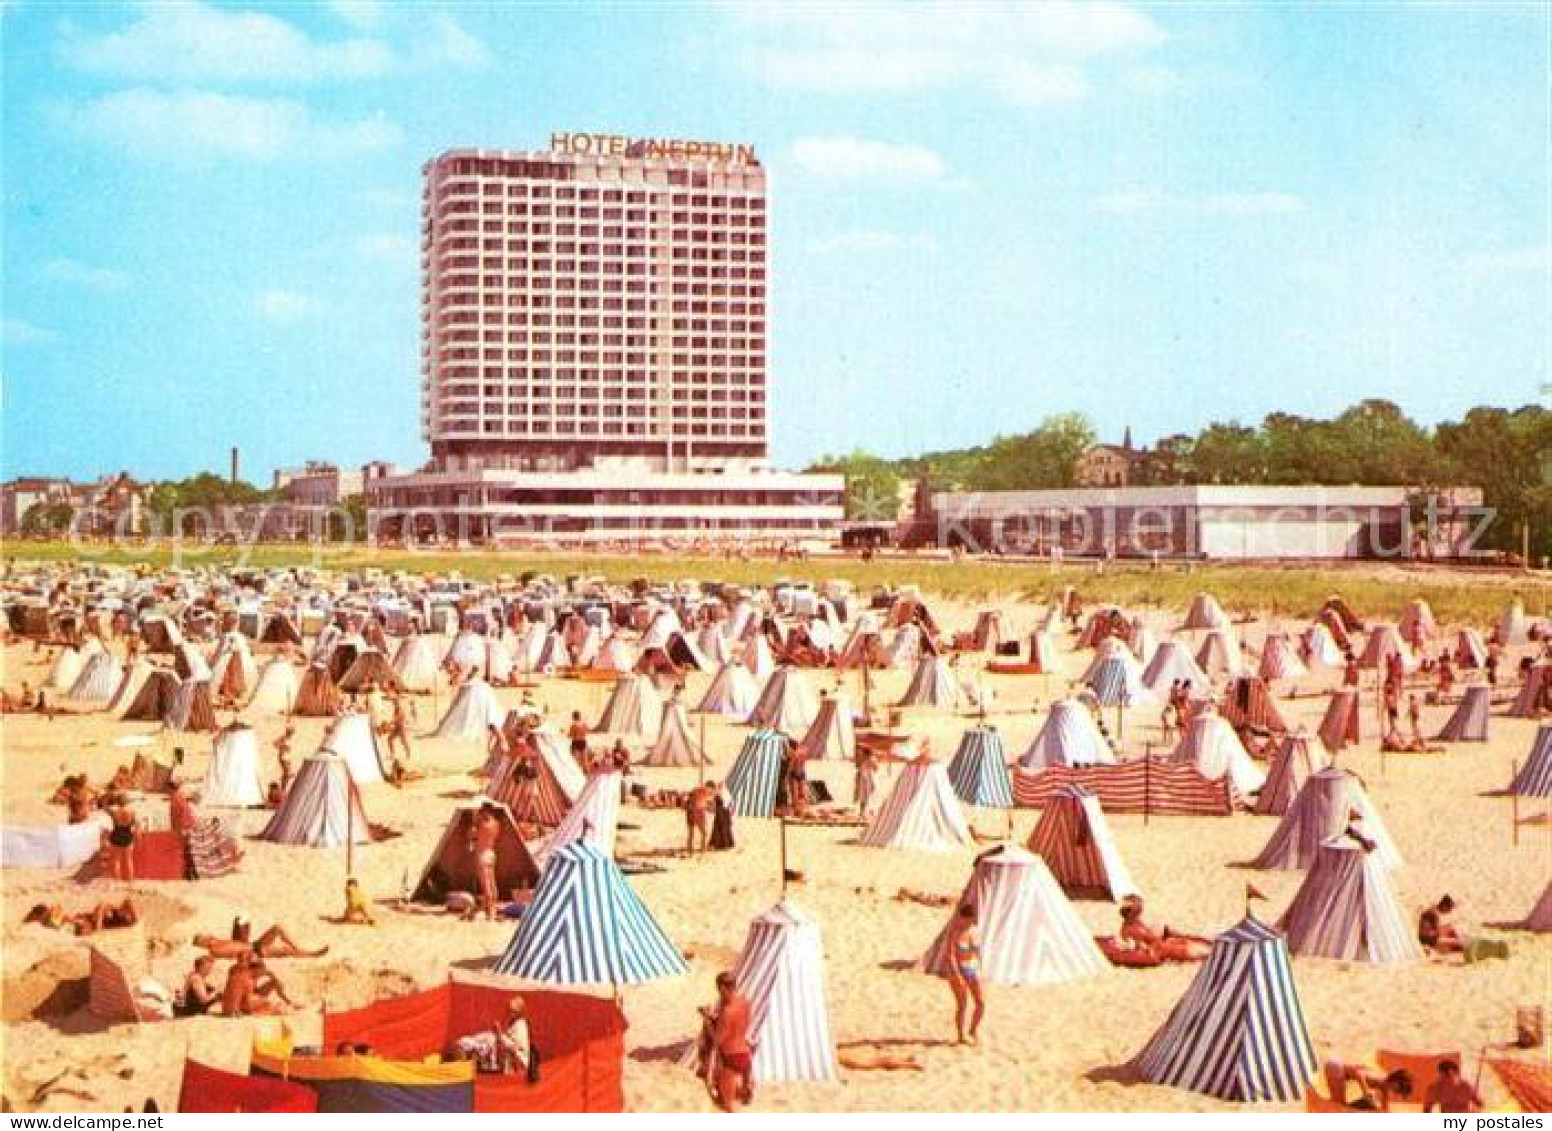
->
[
  {"left": 103, "top": 801, "right": 138, "bottom": 883},
  {"left": 945, "top": 903, "right": 985, "bottom": 1046}
]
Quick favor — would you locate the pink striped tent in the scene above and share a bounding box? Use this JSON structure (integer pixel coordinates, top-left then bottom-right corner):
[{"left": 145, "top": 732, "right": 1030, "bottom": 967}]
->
[
  {"left": 860, "top": 760, "right": 973, "bottom": 852},
  {"left": 1250, "top": 768, "right": 1400, "bottom": 871},
  {"left": 1254, "top": 732, "right": 1330, "bottom": 817},
  {"left": 1277, "top": 840, "right": 1420, "bottom": 964},
  {"left": 488, "top": 736, "right": 584, "bottom": 827}
]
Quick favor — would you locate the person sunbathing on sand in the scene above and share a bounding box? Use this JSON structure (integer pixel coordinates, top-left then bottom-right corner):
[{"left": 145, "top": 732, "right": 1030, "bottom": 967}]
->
[
  {"left": 195, "top": 916, "right": 328, "bottom": 959},
  {"left": 342, "top": 877, "right": 376, "bottom": 925},
  {"left": 1118, "top": 897, "right": 1210, "bottom": 962},
  {"left": 1323, "top": 1061, "right": 1413, "bottom": 1111}
]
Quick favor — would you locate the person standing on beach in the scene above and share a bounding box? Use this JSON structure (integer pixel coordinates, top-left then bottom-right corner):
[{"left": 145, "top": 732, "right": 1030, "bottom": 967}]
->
[
  {"left": 854, "top": 750, "right": 878, "bottom": 817},
  {"left": 701, "top": 972, "right": 753, "bottom": 1112},
  {"left": 472, "top": 804, "right": 501, "bottom": 921},
  {"left": 945, "top": 903, "right": 985, "bottom": 1046}
]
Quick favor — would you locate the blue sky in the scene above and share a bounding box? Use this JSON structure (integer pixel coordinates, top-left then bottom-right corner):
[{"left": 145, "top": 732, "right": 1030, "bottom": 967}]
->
[{"left": 3, "top": 1, "right": 1548, "bottom": 482}]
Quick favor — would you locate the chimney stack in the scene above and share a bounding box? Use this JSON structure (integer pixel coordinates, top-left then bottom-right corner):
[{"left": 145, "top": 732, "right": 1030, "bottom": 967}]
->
[{"left": 230, "top": 446, "right": 240, "bottom": 485}]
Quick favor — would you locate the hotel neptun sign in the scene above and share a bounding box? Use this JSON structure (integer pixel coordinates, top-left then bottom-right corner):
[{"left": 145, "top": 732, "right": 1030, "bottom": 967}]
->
[{"left": 549, "top": 131, "right": 758, "bottom": 165}]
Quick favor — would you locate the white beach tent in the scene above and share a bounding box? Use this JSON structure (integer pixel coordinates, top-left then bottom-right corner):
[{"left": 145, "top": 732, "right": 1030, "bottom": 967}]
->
[
  {"left": 896, "top": 655, "right": 967, "bottom": 711},
  {"left": 259, "top": 752, "right": 374, "bottom": 848},
  {"left": 247, "top": 658, "right": 300, "bottom": 713},
  {"left": 922, "top": 845, "right": 1105, "bottom": 986},
  {"left": 796, "top": 691, "right": 856, "bottom": 761},
  {"left": 643, "top": 698, "right": 706, "bottom": 767},
  {"left": 859, "top": 759, "right": 973, "bottom": 852},
  {"left": 391, "top": 634, "right": 439, "bottom": 691},
  {"left": 432, "top": 677, "right": 504, "bottom": 743},
  {"left": 533, "top": 771, "right": 622, "bottom": 871},
  {"left": 202, "top": 721, "right": 265, "bottom": 807},
  {"left": 1018, "top": 698, "right": 1116, "bottom": 770},
  {"left": 1168, "top": 707, "right": 1265, "bottom": 799},
  {"left": 594, "top": 673, "right": 663, "bottom": 742},
  {"left": 695, "top": 660, "right": 760, "bottom": 718},
  {"left": 728, "top": 901, "right": 838, "bottom": 1085},
  {"left": 1253, "top": 731, "right": 1330, "bottom": 817},
  {"left": 320, "top": 711, "right": 389, "bottom": 785},
  {"left": 747, "top": 666, "right": 819, "bottom": 736}
]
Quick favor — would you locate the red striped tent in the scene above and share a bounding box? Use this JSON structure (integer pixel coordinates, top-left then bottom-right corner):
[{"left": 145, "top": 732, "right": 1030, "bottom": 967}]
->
[
  {"left": 1026, "top": 785, "right": 1138, "bottom": 901},
  {"left": 1012, "top": 759, "right": 1234, "bottom": 816},
  {"left": 1317, "top": 689, "right": 1362, "bottom": 751},
  {"left": 1219, "top": 676, "right": 1289, "bottom": 734},
  {"left": 1254, "top": 732, "right": 1330, "bottom": 817}
]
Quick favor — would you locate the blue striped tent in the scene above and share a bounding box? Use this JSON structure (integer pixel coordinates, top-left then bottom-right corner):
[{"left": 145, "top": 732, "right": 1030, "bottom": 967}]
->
[
  {"left": 1509, "top": 725, "right": 1552, "bottom": 797},
  {"left": 1134, "top": 916, "right": 1317, "bottom": 1103},
  {"left": 492, "top": 841, "right": 686, "bottom": 986},
  {"left": 1085, "top": 643, "right": 1153, "bottom": 709},
  {"left": 946, "top": 727, "right": 1013, "bottom": 809},
  {"left": 726, "top": 729, "right": 788, "bottom": 818}
]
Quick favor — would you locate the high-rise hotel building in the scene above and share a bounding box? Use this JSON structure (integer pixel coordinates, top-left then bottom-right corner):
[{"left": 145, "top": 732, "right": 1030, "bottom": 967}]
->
[{"left": 367, "top": 132, "right": 843, "bottom": 545}]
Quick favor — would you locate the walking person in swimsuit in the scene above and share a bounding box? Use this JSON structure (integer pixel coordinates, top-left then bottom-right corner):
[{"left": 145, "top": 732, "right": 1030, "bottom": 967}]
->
[{"left": 945, "top": 903, "right": 985, "bottom": 1046}]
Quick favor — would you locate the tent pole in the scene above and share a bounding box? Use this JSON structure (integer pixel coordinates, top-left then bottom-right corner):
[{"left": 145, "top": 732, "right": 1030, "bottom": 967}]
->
[
  {"left": 1143, "top": 743, "right": 1151, "bottom": 827},
  {"left": 346, "top": 767, "right": 356, "bottom": 879},
  {"left": 1510, "top": 763, "right": 1518, "bottom": 846},
  {"left": 779, "top": 817, "right": 788, "bottom": 898},
  {"left": 698, "top": 712, "right": 707, "bottom": 785}
]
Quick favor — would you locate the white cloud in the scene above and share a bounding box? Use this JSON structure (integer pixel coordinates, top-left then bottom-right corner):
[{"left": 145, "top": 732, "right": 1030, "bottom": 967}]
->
[
  {"left": 1461, "top": 247, "right": 1551, "bottom": 279},
  {"left": 992, "top": 62, "right": 1090, "bottom": 107},
  {"left": 4, "top": 318, "right": 55, "bottom": 345},
  {"left": 413, "top": 15, "right": 492, "bottom": 70},
  {"left": 728, "top": 1, "right": 1164, "bottom": 106},
  {"left": 1122, "top": 64, "right": 1186, "bottom": 96},
  {"left": 355, "top": 232, "right": 416, "bottom": 264},
  {"left": 327, "top": 0, "right": 385, "bottom": 29},
  {"left": 806, "top": 230, "right": 938, "bottom": 255},
  {"left": 61, "top": 2, "right": 392, "bottom": 84},
  {"left": 252, "top": 289, "right": 320, "bottom": 324},
  {"left": 43, "top": 258, "right": 130, "bottom": 291},
  {"left": 57, "top": 89, "right": 401, "bottom": 162},
  {"left": 790, "top": 137, "right": 948, "bottom": 185},
  {"left": 1093, "top": 189, "right": 1304, "bottom": 216}
]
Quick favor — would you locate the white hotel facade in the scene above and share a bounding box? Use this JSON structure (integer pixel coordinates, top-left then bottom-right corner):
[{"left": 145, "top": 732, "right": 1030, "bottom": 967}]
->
[{"left": 367, "top": 133, "right": 842, "bottom": 546}]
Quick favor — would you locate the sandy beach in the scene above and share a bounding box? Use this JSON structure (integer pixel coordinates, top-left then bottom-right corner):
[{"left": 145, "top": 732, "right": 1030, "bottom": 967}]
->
[{"left": 3, "top": 591, "right": 1549, "bottom": 1112}]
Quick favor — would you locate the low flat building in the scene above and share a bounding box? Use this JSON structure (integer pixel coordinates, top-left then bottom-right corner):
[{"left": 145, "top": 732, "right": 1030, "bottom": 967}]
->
[
  {"left": 367, "top": 462, "right": 842, "bottom": 547},
  {"left": 927, "top": 484, "right": 1485, "bottom": 561}
]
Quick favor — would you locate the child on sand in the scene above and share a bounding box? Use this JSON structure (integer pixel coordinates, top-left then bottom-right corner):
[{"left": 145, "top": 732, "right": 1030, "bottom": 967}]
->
[{"left": 342, "top": 877, "right": 376, "bottom": 925}]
